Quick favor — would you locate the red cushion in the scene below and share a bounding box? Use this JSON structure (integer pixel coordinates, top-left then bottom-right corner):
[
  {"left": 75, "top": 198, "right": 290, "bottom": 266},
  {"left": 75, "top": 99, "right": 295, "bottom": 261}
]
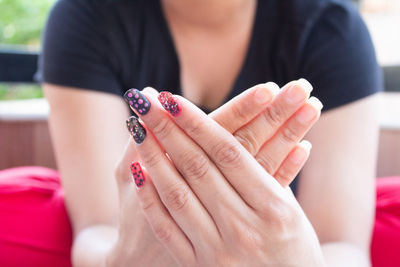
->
[
  {"left": 0, "top": 167, "right": 72, "bottom": 267},
  {"left": 0, "top": 167, "right": 399, "bottom": 266}
]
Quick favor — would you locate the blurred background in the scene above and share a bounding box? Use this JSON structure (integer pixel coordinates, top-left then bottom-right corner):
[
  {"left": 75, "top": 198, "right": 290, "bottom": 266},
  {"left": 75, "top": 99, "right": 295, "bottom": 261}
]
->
[{"left": 0, "top": 0, "right": 399, "bottom": 176}]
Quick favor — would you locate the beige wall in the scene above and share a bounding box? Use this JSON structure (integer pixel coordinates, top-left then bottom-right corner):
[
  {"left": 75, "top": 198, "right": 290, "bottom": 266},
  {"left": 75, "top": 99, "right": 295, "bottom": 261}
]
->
[
  {"left": 377, "top": 129, "right": 400, "bottom": 177},
  {"left": 0, "top": 120, "right": 56, "bottom": 170}
]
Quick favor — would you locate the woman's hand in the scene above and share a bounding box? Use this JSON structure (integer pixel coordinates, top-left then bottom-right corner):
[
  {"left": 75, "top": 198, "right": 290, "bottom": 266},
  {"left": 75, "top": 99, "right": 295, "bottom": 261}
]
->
[
  {"left": 107, "top": 80, "right": 320, "bottom": 266},
  {"left": 106, "top": 141, "right": 177, "bottom": 267},
  {"left": 125, "top": 87, "right": 325, "bottom": 266},
  {"left": 146, "top": 79, "right": 321, "bottom": 186},
  {"left": 209, "top": 79, "right": 320, "bottom": 186}
]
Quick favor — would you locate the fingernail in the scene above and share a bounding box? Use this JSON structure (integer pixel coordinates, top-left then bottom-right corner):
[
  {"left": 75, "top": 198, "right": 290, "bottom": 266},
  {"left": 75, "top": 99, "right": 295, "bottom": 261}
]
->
[
  {"left": 290, "top": 147, "right": 307, "bottom": 165},
  {"left": 291, "top": 141, "right": 312, "bottom": 164},
  {"left": 296, "top": 105, "right": 317, "bottom": 124},
  {"left": 301, "top": 140, "right": 312, "bottom": 150},
  {"left": 264, "top": 82, "right": 280, "bottom": 95},
  {"left": 307, "top": 96, "right": 323, "bottom": 110},
  {"left": 286, "top": 85, "right": 306, "bottom": 104},
  {"left": 126, "top": 116, "right": 146, "bottom": 144},
  {"left": 158, "top": 91, "right": 182, "bottom": 117},
  {"left": 254, "top": 87, "right": 273, "bottom": 104},
  {"left": 124, "top": 88, "right": 151, "bottom": 115},
  {"left": 297, "top": 78, "right": 313, "bottom": 94},
  {"left": 131, "top": 162, "right": 145, "bottom": 187}
]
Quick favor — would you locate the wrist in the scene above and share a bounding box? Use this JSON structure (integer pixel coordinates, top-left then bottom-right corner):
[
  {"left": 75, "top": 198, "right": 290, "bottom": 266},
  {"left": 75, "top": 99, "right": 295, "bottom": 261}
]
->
[
  {"left": 104, "top": 234, "right": 177, "bottom": 267},
  {"left": 103, "top": 239, "right": 125, "bottom": 267}
]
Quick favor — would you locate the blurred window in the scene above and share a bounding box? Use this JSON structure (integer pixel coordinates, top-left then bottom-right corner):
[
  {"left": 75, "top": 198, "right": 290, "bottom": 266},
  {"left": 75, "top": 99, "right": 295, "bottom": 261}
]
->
[
  {"left": 361, "top": 0, "right": 400, "bottom": 66},
  {"left": 0, "top": 0, "right": 55, "bottom": 100}
]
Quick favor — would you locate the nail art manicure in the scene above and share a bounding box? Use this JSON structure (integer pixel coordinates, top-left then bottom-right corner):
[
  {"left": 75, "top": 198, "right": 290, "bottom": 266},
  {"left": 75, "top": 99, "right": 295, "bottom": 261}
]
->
[
  {"left": 131, "top": 162, "right": 145, "bottom": 187},
  {"left": 124, "top": 88, "right": 151, "bottom": 115},
  {"left": 126, "top": 116, "right": 146, "bottom": 144},
  {"left": 158, "top": 91, "right": 182, "bottom": 117}
]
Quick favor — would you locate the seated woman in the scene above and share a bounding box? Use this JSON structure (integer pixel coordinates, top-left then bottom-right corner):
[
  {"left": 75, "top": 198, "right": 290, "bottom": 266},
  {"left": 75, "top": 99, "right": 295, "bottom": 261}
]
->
[{"left": 1, "top": 0, "right": 399, "bottom": 266}]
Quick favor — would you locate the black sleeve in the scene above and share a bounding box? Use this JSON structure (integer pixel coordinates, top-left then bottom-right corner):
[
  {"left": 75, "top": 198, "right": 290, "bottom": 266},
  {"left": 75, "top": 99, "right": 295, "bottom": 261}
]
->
[
  {"left": 297, "top": 1, "right": 383, "bottom": 111},
  {"left": 37, "top": 0, "right": 122, "bottom": 95}
]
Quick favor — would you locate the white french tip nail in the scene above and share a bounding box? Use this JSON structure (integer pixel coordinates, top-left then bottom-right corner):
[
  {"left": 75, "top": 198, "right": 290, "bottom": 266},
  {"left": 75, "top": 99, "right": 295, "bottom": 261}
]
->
[
  {"left": 300, "top": 140, "right": 312, "bottom": 150},
  {"left": 297, "top": 78, "right": 313, "bottom": 94},
  {"left": 307, "top": 96, "right": 324, "bottom": 110},
  {"left": 264, "top": 81, "right": 280, "bottom": 95},
  {"left": 143, "top": 87, "right": 158, "bottom": 95}
]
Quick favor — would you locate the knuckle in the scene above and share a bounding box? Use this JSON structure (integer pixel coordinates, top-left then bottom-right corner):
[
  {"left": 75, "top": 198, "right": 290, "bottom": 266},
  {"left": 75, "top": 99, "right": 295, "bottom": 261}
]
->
[
  {"left": 153, "top": 223, "right": 173, "bottom": 243},
  {"left": 234, "top": 129, "right": 259, "bottom": 155},
  {"left": 212, "top": 141, "right": 242, "bottom": 168},
  {"left": 139, "top": 195, "right": 156, "bottom": 212},
  {"left": 114, "top": 160, "right": 129, "bottom": 184},
  {"left": 180, "top": 152, "right": 210, "bottom": 182},
  {"left": 258, "top": 197, "right": 298, "bottom": 236},
  {"left": 280, "top": 126, "right": 299, "bottom": 144},
  {"left": 275, "top": 167, "right": 294, "bottom": 186},
  {"left": 231, "top": 101, "right": 249, "bottom": 123},
  {"left": 165, "top": 185, "right": 190, "bottom": 212},
  {"left": 114, "top": 162, "right": 124, "bottom": 180},
  {"left": 140, "top": 150, "right": 163, "bottom": 170},
  {"left": 151, "top": 117, "right": 175, "bottom": 140},
  {"left": 264, "top": 106, "right": 283, "bottom": 127},
  {"left": 255, "top": 154, "right": 277, "bottom": 174},
  {"left": 231, "top": 222, "right": 263, "bottom": 253},
  {"left": 184, "top": 118, "right": 207, "bottom": 138}
]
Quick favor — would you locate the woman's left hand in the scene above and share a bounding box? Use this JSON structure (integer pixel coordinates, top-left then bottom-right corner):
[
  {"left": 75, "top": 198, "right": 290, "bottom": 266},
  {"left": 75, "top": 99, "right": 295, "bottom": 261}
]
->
[{"left": 127, "top": 89, "right": 326, "bottom": 266}]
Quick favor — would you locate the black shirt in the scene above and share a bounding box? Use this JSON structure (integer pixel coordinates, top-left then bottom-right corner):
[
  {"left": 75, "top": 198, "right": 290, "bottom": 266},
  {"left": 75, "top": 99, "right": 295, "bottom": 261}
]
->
[{"left": 37, "top": 0, "right": 382, "bottom": 192}]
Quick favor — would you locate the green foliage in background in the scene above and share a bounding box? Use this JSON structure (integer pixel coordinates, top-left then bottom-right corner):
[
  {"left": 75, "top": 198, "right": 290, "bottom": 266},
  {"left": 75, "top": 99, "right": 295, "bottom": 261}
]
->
[
  {"left": 0, "top": 0, "right": 55, "bottom": 46},
  {"left": 0, "top": 84, "right": 43, "bottom": 100},
  {"left": 0, "top": 0, "right": 54, "bottom": 100}
]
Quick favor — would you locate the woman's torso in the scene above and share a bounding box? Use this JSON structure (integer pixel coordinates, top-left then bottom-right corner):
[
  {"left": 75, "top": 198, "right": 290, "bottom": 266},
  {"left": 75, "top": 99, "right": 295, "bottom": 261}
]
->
[
  {"left": 83, "top": 0, "right": 327, "bottom": 111},
  {"left": 39, "top": 0, "right": 382, "bottom": 193}
]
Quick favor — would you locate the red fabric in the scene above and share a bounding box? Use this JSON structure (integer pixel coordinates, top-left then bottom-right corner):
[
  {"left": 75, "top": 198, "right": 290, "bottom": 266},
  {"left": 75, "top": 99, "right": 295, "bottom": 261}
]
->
[
  {"left": 0, "top": 167, "right": 398, "bottom": 266},
  {"left": 371, "top": 176, "right": 400, "bottom": 267},
  {"left": 0, "top": 167, "right": 72, "bottom": 267}
]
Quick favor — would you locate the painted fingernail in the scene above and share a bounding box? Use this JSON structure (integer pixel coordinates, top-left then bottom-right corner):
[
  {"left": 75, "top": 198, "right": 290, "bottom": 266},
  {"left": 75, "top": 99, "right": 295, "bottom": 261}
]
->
[
  {"left": 158, "top": 91, "right": 182, "bottom": 117},
  {"left": 131, "top": 162, "right": 145, "bottom": 187},
  {"left": 126, "top": 116, "right": 146, "bottom": 144},
  {"left": 124, "top": 88, "right": 151, "bottom": 115}
]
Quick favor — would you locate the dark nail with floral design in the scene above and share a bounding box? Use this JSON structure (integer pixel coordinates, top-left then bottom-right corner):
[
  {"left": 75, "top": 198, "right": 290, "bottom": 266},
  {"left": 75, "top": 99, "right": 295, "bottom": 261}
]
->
[
  {"left": 124, "top": 88, "right": 151, "bottom": 115},
  {"left": 131, "top": 162, "right": 145, "bottom": 187},
  {"left": 158, "top": 91, "right": 182, "bottom": 117},
  {"left": 126, "top": 116, "right": 146, "bottom": 144}
]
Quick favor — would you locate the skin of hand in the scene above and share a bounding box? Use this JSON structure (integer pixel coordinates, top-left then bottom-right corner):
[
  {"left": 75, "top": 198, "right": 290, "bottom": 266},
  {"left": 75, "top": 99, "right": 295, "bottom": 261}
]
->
[
  {"left": 43, "top": 79, "right": 321, "bottom": 266},
  {"left": 123, "top": 88, "right": 325, "bottom": 266},
  {"left": 105, "top": 140, "right": 177, "bottom": 267},
  {"left": 107, "top": 80, "right": 321, "bottom": 266}
]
